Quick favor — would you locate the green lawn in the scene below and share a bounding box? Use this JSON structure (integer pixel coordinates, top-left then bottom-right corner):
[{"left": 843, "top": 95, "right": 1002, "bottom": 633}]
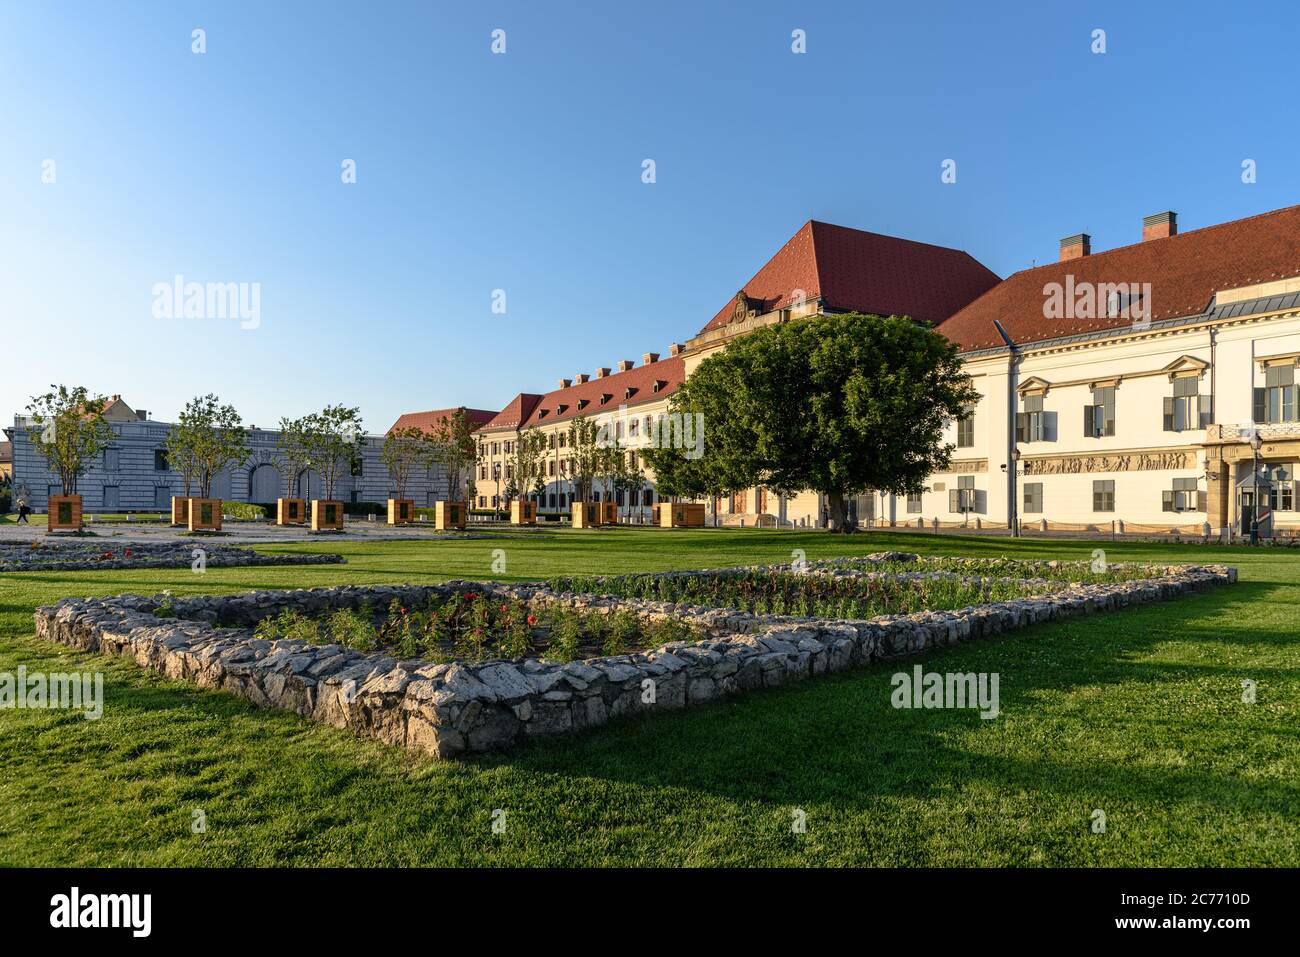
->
[{"left": 0, "top": 527, "right": 1295, "bottom": 866}]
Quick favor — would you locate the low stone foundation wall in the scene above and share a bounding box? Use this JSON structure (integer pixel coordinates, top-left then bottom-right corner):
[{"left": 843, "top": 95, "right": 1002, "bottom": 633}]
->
[
  {"left": 1, "top": 541, "right": 344, "bottom": 572},
  {"left": 33, "top": 556, "right": 1236, "bottom": 758}
]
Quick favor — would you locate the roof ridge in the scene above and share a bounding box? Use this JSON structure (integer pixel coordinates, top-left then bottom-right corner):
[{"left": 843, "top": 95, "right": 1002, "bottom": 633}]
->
[{"left": 1001, "top": 203, "right": 1300, "bottom": 280}]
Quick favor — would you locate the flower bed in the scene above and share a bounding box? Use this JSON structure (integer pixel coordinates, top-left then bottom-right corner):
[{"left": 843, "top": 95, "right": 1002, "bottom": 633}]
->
[
  {"left": 0, "top": 540, "right": 344, "bottom": 572},
  {"left": 33, "top": 553, "right": 1236, "bottom": 759}
]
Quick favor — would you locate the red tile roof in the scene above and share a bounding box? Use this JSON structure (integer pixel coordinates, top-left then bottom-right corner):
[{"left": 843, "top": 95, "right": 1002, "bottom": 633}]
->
[
  {"left": 388, "top": 407, "right": 497, "bottom": 435},
  {"left": 515, "top": 356, "right": 687, "bottom": 430},
  {"left": 699, "top": 219, "right": 1000, "bottom": 335},
  {"left": 479, "top": 393, "right": 543, "bottom": 432},
  {"left": 940, "top": 204, "right": 1300, "bottom": 353}
]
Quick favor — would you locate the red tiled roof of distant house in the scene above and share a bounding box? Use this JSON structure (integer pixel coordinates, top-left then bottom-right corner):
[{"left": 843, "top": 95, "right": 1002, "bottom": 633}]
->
[
  {"left": 387, "top": 407, "right": 497, "bottom": 435},
  {"left": 939, "top": 205, "right": 1300, "bottom": 352},
  {"left": 519, "top": 356, "right": 687, "bottom": 430},
  {"left": 479, "top": 394, "right": 544, "bottom": 432},
  {"left": 698, "top": 219, "right": 1001, "bottom": 334}
]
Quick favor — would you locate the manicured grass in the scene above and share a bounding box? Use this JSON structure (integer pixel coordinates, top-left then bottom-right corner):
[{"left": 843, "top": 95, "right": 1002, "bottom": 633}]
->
[{"left": 0, "top": 527, "right": 1296, "bottom": 866}]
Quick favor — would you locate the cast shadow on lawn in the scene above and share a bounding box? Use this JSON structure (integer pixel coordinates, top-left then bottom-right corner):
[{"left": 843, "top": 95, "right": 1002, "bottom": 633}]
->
[{"left": 474, "top": 580, "right": 1295, "bottom": 814}]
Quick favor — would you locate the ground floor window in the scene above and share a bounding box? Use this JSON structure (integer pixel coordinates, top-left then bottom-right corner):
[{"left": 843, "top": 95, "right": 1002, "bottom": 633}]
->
[
  {"left": 1270, "top": 465, "right": 1294, "bottom": 511},
  {"left": 1093, "top": 480, "right": 1115, "bottom": 512},
  {"left": 1023, "top": 482, "right": 1043, "bottom": 514},
  {"left": 906, "top": 491, "right": 922, "bottom": 513},
  {"left": 102, "top": 486, "right": 120, "bottom": 510},
  {"left": 1163, "top": 477, "right": 1201, "bottom": 512}
]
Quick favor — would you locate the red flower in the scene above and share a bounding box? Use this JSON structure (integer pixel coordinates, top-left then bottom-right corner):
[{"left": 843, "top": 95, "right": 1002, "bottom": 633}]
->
[
  {"left": 124, "top": 549, "right": 133, "bottom": 557},
  {"left": 464, "top": 592, "right": 478, "bottom": 601},
  {"left": 400, "top": 607, "right": 408, "bottom": 615},
  {"left": 526, "top": 615, "right": 536, "bottom": 626}
]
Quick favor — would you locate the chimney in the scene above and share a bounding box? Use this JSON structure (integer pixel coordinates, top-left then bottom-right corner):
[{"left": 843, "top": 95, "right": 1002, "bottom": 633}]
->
[
  {"left": 595, "top": 367, "right": 611, "bottom": 379},
  {"left": 136, "top": 410, "right": 148, "bottom": 421},
  {"left": 1059, "top": 233, "right": 1091, "bottom": 262},
  {"left": 668, "top": 342, "right": 683, "bottom": 356},
  {"left": 1142, "top": 210, "right": 1177, "bottom": 241},
  {"left": 557, "top": 378, "right": 571, "bottom": 389},
  {"left": 574, "top": 373, "right": 590, "bottom": 384},
  {"left": 616, "top": 359, "right": 634, "bottom": 373},
  {"left": 642, "top": 352, "right": 660, "bottom": 366}
]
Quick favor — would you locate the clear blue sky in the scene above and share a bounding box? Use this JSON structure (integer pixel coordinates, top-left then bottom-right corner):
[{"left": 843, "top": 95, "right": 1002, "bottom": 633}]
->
[{"left": 3, "top": 0, "right": 1297, "bottom": 432}]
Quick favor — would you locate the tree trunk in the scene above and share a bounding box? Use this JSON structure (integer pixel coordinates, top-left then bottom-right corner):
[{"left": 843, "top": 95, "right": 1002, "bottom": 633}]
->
[{"left": 825, "top": 491, "right": 847, "bottom": 532}]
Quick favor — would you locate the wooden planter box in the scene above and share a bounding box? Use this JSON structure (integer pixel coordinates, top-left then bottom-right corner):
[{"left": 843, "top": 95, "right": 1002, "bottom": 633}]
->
[
  {"left": 387, "top": 498, "right": 414, "bottom": 525},
  {"left": 651, "top": 504, "right": 660, "bottom": 526},
  {"left": 510, "top": 500, "right": 537, "bottom": 525},
  {"left": 599, "top": 501, "right": 618, "bottom": 525},
  {"left": 187, "top": 498, "right": 223, "bottom": 532},
  {"left": 47, "top": 494, "right": 83, "bottom": 532},
  {"left": 571, "top": 501, "right": 602, "bottom": 529},
  {"left": 276, "top": 498, "right": 306, "bottom": 525},
  {"left": 435, "top": 501, "right": 466, "bottom": 530},
  {"left": 311, "top": 499, "right": 344, "bottom": 531},
  {"left": 170, "top": 496, "right": 189, "bottom": 527},
  {"left": 660, "top": 502, "right": 706, "bottom": 528}
]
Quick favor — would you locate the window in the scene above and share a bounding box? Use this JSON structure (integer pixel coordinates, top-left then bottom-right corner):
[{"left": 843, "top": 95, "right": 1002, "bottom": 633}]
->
[
  {"left": 1164, "top": 375, "right": 1209, "bottom": 431},
  {"left": 548, "top": 461, "right": 555, "bottom": 476},
  {"left": 1016, "top": 395, "right": 1049, "bottom": 442},
  {"left": 104, "top": 448, "right": 120, "bottom": 472},
  {"left": 1269, "top": 466, "right": 1295, "bottom": 512},
  {"left": 957, "top": 404, "right": 975, "bottom": 448},
  {"left": 1254, "top": 364, "right": 1299, "bottom": 424},
  {"left": 154, "top": 486, "right": 171, "bottom": 509},
  {"left": 948, "top": 475, "right": 976, "bottom": 513},
  {"left": 102, "top": 486, "right": 120, "bottom": 510},
  {"left": 1085, "top": 386, "right": 1116, "bottom": 438},
  {"left": 906, "top": 491, "right": 922, "bottom": 513},
  {"left": 154, "top": 449, "right": 169, "bottom": 471},
  {"left": 1162, "top": 477, "right": 1202, "bottom": 512},
  {"left": 1023, "top": 482, "right": 1043, "bottom": 514},
  {"left": 1093, "top": 479, "right": 1115, "bottom": 512}
]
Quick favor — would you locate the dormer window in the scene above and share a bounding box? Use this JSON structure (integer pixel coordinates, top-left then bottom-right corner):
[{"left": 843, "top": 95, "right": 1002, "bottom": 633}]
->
[
  {"left": 600, "top": 393, "right": 611, "bottom": 406},
  {"left": 557, "top": 404, "right": 568, "bottom": 415},
  {"left": 624, "top": 387, "right": 637, "bottom": 401},
  {"left": 576, "top": 399, "right": 589, "bottom": 411},
  {"left": 652, "top": 380, "right": 667, "bottom": 393},
  {"left": 537, "top": 408, "right": 549, "bottom": 419}
]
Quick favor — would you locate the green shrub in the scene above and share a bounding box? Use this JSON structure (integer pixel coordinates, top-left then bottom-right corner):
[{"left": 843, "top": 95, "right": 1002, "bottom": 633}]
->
[
  {"left": 546, "top": 608, "right": 582, "bottom": 662},
  {"left": 221, "top": 501, "right": 267, "bottom": 521},
  {"left": 603, "top": 609, "right": 639, "bottom": 656}
]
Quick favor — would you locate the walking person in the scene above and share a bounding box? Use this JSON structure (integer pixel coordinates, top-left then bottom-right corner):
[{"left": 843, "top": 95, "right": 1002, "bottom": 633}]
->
[{"left": 16, "top": 499, "right": 31, "bottom": 524}]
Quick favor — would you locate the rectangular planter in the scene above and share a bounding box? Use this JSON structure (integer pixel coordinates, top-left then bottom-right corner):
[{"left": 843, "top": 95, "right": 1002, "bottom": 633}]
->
[
  {"left": 510, "top": 500, "right": 537, "bottom": 525},
  {"left": 599, "top": 501, "right": 618, "bottom": 525},
  {"left": 651, "top": 504, "right": 660, "bottom": 526},
  {"left": 170, "top": 496, "right": 189, "bottom": 527},
  {"left": 571, "top": 501, "right": 601, "bottom": 528},
  {"left": 187, "top": 498, "right": 223, "bottom": 532},
  {"left": 387, "top": 498, "right": 414, "bottom": 525},
  {"left": 276, "top": 498, "right": 306, "bottom": 525},
  {"left": 311, "top": 499, "right": 344, "bottom": 531},
  {"left": 47, "top": 494, "right": 83, "bottom": 532},
  {"left": 660, "top": 502, "right": 706, "bottom": 528},
  {"left": 434, "top": 501, "right": 466, "bottom": 530}
]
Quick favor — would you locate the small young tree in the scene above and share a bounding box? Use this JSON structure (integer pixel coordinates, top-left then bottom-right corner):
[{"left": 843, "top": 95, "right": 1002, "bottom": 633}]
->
[
  {"left": 381, "top": 426, "right": 431, "bottom": 501},
  {"left": 430, "top": 407, "right": 478, "bottom": 502},
  {"left": 170, "top": 394, "right": 248, "bottom": 498},
  {"left": 276, "top": 416, "right": 311, "bottom": 498},
  {"left": 566, "top": 416, "right": 601, "bottom": 503},
  {"left": 24, "top": 386, "right": 115, "bottom": 496},
  {"left": 509, "top": 428, "right": 546, "bottom": 507},
  {"left": 644, "top": 312, "right": 975, "bottom": 532},
  {"left": 301, "top": 405, "right": 364, "bottom": 501},
  {"left": 164, "top": 426, "right": 201, "bottom": 497}
]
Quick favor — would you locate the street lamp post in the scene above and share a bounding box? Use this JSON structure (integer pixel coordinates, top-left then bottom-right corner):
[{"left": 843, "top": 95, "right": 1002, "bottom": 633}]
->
[{"left": 1250, "top": 430, "right": 1263, "bottom": 546}]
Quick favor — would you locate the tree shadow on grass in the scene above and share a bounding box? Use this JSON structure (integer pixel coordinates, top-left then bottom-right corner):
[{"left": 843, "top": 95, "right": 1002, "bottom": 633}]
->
[{"left": 475, "top": 579, "right": 1298, "bottom": 816}]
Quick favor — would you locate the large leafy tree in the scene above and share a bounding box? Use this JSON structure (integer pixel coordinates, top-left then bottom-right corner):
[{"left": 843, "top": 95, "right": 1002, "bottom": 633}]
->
[
  {"left": 25, "top": 385, "right": 116, "bottom": 496},
  {"left": 507, "top": 427, "right": 547, "bottom": 506},
  {"left": 645, "top": 312, "right": 975, "bottom": 531},
  {"left": 168, "top": 394, "right": 249, "bottom": 499},
  {"left": 300, "top": 405, "right": 364, "bottom": 501}
]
